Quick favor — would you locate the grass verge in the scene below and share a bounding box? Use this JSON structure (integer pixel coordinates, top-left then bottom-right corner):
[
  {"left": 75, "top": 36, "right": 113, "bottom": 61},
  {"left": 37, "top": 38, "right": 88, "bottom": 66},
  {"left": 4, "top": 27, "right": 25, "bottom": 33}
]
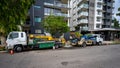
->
[{"left": 0, "top": 46, "right": 5, "bottom": 51}]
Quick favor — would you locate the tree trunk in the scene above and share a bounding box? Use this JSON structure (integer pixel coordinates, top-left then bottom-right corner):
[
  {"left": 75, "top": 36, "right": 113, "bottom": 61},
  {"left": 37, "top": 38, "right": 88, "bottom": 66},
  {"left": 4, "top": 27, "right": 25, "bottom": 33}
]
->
[{"left": 0, "top": 36, "right": 6, "bottom": 46}]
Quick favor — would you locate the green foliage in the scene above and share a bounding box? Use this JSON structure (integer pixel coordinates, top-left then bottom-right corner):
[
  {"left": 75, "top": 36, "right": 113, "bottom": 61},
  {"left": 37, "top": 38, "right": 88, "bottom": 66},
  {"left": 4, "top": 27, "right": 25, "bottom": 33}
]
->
[
  {"left": 0, "top": 0, "right": 34, "bottom": 36},
  {"left": 74, "top": 32, "right": 82, "bottom": 38},
  {"left": 116, "top": 7, "right": 120, "bottom": 16},
  {"left": 113, "top": 18, "right": 119, "bottom": 28},
  {"left": 42, "top": 15, "right": 69, "bottom": 35},
  {"left": 0, "top": 46, "right": 5, "bottom": 51}
]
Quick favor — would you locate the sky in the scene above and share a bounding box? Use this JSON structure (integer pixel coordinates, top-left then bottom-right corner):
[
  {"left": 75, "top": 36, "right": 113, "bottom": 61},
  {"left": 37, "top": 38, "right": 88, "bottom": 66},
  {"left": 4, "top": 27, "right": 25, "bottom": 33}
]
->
[{"left": 114, "top": 0, "right": 120, "bottom": 21}]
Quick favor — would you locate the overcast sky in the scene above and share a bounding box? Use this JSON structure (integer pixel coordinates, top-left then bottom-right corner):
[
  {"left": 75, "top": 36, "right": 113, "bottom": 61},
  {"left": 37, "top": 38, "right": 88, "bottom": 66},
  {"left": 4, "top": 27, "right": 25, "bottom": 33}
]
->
[{"left": 114, "top": 0, "right": 120, "bottom": 21}]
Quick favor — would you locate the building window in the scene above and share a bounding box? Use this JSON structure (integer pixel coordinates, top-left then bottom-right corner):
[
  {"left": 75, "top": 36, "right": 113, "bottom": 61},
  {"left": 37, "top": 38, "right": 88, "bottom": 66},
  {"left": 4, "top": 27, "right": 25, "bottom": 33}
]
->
[
  {"left": 97, "top": 17, "right": 101, "bottom": 22},
  {"left": 44, "top": 8, "right": 56, "bottom": 15},
  {"left": 97, "top": 11, "right": 101, "bottom": 15},
  {"left": 90, "top": 2, "right": 94, "bottom": 7},
  {"left": 96, "top": 24, "right": 101, "bottom": 28},
  {"left": 35, "top": 29, "right": 41, "bottom": 33},
  {"left": 35, "top": 17, "right": 41, "bottom": 23},
  {"left": 34, "top": 5, "right": 41, "bottom": 9},
  {"left": 97, "top": 3, "right": 102, "bottom": 8}
]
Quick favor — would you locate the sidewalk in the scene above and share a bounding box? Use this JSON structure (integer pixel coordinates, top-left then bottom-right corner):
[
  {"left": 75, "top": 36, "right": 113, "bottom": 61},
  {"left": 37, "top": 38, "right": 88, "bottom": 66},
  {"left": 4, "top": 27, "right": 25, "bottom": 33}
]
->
[
  {"left": 0, "top": 51, "right": 6, "bottom": 53},
  {"left": 103, "top": 41, "right": 115, "bottom": 45}
]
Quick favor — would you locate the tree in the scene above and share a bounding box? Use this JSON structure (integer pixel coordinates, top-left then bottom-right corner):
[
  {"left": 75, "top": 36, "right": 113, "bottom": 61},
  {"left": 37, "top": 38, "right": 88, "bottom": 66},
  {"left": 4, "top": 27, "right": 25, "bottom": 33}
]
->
[
  {"left": 42, "top": 15, "right": 69, "bottom": 37},
  {"left": 0, "top": 0, "right": 34, "bottom": 46},
  {"left": 116, "top": 7, "right": 120, "bottom": 16},
  {"left": 113, "top": 18, "right": 119, "bottom": 28},
  {"left": 74, "top": 32, "right": 82, "bottom": 38}
]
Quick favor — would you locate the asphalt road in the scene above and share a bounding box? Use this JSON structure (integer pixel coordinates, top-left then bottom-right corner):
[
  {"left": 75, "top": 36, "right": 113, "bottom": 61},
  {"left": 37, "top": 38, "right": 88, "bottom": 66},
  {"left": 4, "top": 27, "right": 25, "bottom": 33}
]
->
[{"left": 1, "top": 45, "right": 120, "bottom": 68}]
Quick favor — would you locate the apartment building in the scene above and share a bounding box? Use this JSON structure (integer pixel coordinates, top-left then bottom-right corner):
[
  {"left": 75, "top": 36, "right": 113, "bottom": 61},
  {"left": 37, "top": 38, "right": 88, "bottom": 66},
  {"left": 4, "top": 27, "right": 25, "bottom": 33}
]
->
[
  {"left": 22, "top": 0, "right": 70, "bottom": 34},
  {"left": 70, "top": 0, "right": 114, "bottom": 31},
  {"left": 69, "top": 0, "right": 118, "bottom": 40}
]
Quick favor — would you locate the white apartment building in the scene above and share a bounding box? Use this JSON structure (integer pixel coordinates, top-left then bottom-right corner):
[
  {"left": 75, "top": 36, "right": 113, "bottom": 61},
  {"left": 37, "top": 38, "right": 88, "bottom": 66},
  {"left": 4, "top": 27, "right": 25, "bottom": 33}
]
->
[{"left": 70, "top": 0, "right": 114, "bottom": 31}]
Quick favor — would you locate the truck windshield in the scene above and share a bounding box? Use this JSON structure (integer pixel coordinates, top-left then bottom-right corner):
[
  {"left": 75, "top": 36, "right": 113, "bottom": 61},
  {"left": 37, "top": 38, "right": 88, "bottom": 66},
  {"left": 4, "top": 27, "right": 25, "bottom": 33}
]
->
[{"left": 9, "top": 33, "right": 19, "bottom": 39}]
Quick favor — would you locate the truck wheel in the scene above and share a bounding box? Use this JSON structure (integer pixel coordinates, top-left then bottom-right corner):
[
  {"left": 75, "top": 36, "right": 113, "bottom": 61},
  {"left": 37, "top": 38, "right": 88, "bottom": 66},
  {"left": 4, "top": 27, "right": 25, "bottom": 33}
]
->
[
  {"left": 14, "top": 46, "right": 23, "bottom": 52},
  {"left": 55, "top": 45, "right": 59, "bottom": 49},
  {"left": 98, "top": 41, "right": 102, "bottom": 45},
  {"left": 82, "top": 42, "right": 86, "bottom": 47},
  {"left": 53, "top": 46, "right": 55, "bottom": 50}
]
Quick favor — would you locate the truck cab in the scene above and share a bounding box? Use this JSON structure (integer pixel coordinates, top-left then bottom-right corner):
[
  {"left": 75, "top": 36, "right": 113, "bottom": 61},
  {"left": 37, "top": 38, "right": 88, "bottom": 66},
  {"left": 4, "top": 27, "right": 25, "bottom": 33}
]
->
[
  {"left": 6, "top": 31, "right": 27, "bottom": 52},
  {"left": 77, "top": 34, "right": 103, "bottom": 47},
  {"left": 88, "top": 34, "right": 103, "bottom": 45},
  {"left": 6, "top": 31, "right": 58, "bottom": 52}
]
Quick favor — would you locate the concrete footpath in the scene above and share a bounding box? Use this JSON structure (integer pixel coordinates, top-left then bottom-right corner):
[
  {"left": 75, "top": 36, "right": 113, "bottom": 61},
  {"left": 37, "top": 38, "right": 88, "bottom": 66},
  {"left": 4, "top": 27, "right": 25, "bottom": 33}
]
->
[{"left": 102, "top": 41, "right": 114, "bottom": 45}]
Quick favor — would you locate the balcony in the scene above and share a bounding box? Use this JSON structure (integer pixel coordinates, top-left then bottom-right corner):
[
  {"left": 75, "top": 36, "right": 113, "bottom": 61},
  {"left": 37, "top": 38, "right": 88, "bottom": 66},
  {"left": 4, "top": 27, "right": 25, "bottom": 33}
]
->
[
  {"left": 44, "top": 2, "right": 54, "bottom": 6},
  {"left": 107, "top": 9, "right": 112, "bottom": 13},
  {"left": 102, "top": 9, "right": 106, "bottom": 12},
  {"left": 54, "top": 3, "right": 68, "bottom": 8},
  {"left": 97, "top": 0, "right": 103, "bottom": 4},
  {"left": 97, "top": 0, "right": 103, "bottom": 2},
  {"left": 112, "top": 7, "right": 115, "bottom": 9},
  {"left": 97, "top": 8, "right": 103, "bottom": 12},
  {"left": 102, "top": 16, "right": 106, "bottom": 19},
  {"left": 107, "top": 3, "right": 112, "bottom": 7},
  {"left": 54, "top": 13, "right": 69, "bottom": 17},
  {"left": 78, "top": 12, "right": 88, "bottom": 18},
  {"left": 78, "top": 19, "right": 88, "bottom": 25},
  {"left": 96, "top": 4, "right": 103, "bottom": 10},
  {"left": 81, "top": 27, "right": 89, "bottom": 31},
  {"left": 44, "top": 13, "right": 69, "bottom": 17},
  {"left": 78, "top": 4, "right": 88, "bottom": 11},
  {"left": 97, "top": 14, "right": 102, "bottom": 18},
  {"left": 77, "top": 0, "right": 89, "bottom": 5},
  {"left": 44, "top": 2, "right": 69, "bottom": 13},
  {"left": 106, "top": 15, "right": 112, "bottom": 19},
  {"left": 44, "top": 2, "right": 69, "bottom": 9}
]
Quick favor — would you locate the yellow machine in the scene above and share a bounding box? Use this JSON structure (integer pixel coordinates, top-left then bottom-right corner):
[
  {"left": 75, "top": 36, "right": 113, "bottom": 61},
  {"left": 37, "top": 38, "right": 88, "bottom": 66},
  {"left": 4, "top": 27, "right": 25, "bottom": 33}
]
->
[
  {"left": 78, "top": 38, "right": 93, "bottom": 46},
  {"left": 29, "top": 34, "right": 66, "bottom": 44},
  {"left": 29, "top": 34, "right": 54, "bottom": 41}
]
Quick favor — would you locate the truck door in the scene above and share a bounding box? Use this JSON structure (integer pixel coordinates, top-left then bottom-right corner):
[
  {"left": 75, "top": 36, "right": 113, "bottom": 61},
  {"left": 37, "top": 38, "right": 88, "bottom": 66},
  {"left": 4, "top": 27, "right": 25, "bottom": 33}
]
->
[
  {"left": 6, "top": 32, "right": 19, "bottom": 48},
  {"left": 19, "top": 32, "right": 27, "bottom": 45}
]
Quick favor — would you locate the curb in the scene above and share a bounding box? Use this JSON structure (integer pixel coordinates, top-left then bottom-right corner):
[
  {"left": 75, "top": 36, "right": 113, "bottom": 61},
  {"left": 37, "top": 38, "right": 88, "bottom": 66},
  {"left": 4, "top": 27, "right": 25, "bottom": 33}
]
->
[
  {"left": 102, "top": 43, "right": 120, "bottom": 45},
  {"left": 0, "top": 51, "right": 7, "bottom": 53}
]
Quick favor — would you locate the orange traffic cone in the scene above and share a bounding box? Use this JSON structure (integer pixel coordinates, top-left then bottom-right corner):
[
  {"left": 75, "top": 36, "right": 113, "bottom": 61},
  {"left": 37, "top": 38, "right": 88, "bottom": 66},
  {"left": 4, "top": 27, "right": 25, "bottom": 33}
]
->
[{"left": 10, "top": 50, "right": 14, "bottom": 55}]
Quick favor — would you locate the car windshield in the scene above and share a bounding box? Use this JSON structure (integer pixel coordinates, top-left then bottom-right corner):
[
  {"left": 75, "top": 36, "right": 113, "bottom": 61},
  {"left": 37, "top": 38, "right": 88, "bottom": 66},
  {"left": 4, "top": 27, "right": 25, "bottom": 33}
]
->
[{"left": 8, "top": 32, "right": 19, "bottom": 39}]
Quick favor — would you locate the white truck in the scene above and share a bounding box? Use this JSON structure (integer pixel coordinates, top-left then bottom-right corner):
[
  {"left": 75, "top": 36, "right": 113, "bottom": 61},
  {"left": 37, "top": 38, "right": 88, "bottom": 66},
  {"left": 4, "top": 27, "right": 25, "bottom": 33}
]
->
[
  {"left": 70, "top": 34, "right": 103, "bottom": 47},
  {"left": 6, "top": 31, "right": 57, "bottom": 52},
  {"left": 88, "top": 34, "right": 103, "bottom": 45}
]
